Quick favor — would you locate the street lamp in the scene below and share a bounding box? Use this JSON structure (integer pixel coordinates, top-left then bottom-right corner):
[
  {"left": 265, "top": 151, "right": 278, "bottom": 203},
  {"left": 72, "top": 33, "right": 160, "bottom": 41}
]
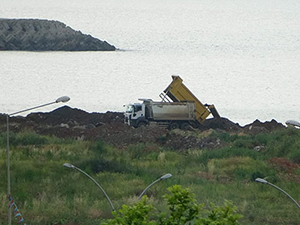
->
[
  {"left": 6, "top": 96, "right": 70, "bottom": 225},
  {"left": 63, "top": 163, "right": 115, "bottom": 211},
  {"left": 138, "top": 173, "right": 172, "bottom": 200},
  {"left": 255, "top": 178, "right": 300, "bottom": 210}
]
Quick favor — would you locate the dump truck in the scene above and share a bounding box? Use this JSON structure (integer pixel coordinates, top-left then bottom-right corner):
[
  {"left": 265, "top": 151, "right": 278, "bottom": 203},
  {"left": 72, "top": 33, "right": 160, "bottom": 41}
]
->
[{"left": 124, "top": 75, "right": 220, "bottom": 129}]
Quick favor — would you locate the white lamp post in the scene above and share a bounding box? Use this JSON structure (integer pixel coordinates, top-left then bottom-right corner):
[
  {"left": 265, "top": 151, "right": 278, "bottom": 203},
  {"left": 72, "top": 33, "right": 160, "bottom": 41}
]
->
[
  {"left": 138, "top": 173, "right": 172, "bottom": 200},
  {"left": 63, "top": 163, "right": 115, "bottom": 211},
  {"left": 255, "top": 178, "right": 300, "bottom": 210},
  {"left": 6, "top": 96, "right": 70, "bottom": 225}
]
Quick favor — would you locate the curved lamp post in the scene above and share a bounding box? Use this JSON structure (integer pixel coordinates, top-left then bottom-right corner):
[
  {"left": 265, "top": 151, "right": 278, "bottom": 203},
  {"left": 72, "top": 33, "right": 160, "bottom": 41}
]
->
[
  {"left": 255, "top": 178, "right": 300, "bottom": 210},
  {"left": 138, "top": 173, "right": 172, "bottom": 200},
  {"left": 6, "top": 96, "right": 70, "bottom": 225},
  {"left": 63, "top": 163, "right": 115, "bottom": 211}
]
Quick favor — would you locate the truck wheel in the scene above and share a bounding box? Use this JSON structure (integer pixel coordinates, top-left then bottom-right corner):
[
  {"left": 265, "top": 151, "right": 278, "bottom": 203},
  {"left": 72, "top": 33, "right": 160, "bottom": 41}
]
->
[
  {"left": 180, "top": 122, "right": 190, "bottom": 130},
  {"left": 169, "top": 122, "right": 179, "bottom": 130},
  {"left": 137, "top": 122, "right": 147, "bottom": 128},
  {"left": 190, "top": 121, "right": 199, "bottom": 129}
]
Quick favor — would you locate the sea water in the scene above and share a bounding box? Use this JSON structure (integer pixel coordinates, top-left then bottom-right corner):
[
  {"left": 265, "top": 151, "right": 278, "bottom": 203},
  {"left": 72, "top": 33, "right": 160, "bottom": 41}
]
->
[{"left": 1, "top": 0, "right": 300, "bottom": 125}]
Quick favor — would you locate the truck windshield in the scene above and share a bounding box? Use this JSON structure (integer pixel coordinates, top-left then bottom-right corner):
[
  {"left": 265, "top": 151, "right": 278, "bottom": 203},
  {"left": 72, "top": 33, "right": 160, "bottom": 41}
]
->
[{"left": 125, "top": 105, "right": 133, "bottom": 113}]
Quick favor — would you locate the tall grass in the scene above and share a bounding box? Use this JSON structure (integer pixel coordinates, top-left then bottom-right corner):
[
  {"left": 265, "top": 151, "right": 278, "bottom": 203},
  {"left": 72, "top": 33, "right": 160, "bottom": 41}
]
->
[{"left": 1, "top": 128, "right": 300, "bottom": 224}]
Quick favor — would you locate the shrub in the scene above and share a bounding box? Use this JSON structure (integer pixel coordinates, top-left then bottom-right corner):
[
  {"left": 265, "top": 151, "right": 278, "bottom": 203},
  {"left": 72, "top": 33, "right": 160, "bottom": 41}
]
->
[
  {"left": 159, "top": 185, "right": 202, "bottom": 224},
  {"left": 74, "top": 158, "right": 133, "bottom": 174},
  {"left": 196, "top": 200, "right": 242, "bottom": 225},
  {"left": 102, "top": 196, "right": 156, "bottom": 225},
  {"left": 103, "top": 185, "right": 242, "bottom": 225},
  {"left": 5, "top": 131, "right": 48, "bottom": 146},
  {"left": 262, "top": 128, "right": 300, "bottom": 159}
]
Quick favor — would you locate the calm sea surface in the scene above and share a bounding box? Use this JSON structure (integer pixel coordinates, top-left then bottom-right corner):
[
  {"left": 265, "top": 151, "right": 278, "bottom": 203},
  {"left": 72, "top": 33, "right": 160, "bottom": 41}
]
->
[{"left": 1, "top": 0, "right": 300, "bottom": 125}]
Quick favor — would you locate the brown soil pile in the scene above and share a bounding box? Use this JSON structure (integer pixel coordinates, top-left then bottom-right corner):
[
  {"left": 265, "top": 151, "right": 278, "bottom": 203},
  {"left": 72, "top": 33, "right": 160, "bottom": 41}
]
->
[{"left": 0, "top": 106, "right": 286, "bottom": 150}]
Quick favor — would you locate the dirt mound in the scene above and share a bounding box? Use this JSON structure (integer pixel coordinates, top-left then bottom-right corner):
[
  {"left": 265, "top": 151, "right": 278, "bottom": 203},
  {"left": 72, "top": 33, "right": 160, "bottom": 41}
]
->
[
  {"left": 26, "top": 106, "right": 123, "bottom": 126},
  {"left": 0, "top": 106, "right": 287, "bottom": 150},
  {"left": 243, "top": 119, "right": 285, "bottom": 134},
  {"left": 201, "top": 117, "right": 242, "bottom": 132},
  {"left": 86, "top": 124, "right": 168, "bottom": 146}
]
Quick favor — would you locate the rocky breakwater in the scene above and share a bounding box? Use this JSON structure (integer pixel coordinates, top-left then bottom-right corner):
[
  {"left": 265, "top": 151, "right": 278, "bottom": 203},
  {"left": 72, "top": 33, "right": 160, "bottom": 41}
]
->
[{"left": 0, "top": 19, "right": 116, "bottom": 51}]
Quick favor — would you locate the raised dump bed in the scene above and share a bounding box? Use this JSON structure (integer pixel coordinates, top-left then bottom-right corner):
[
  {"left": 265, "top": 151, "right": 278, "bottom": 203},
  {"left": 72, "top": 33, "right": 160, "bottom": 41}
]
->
[{"left": 162, "top": 75, "right": 220, "bottom": 123}]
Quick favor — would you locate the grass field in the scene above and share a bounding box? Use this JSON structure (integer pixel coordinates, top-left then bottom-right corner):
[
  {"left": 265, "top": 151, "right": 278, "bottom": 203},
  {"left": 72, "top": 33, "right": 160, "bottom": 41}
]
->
[{"left": 1, "top": 128, "right": 300, "bottom": 224}]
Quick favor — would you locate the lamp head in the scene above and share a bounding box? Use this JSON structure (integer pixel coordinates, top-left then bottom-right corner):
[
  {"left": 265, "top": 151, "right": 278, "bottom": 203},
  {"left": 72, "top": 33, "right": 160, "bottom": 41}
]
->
[
  {"left": 56, "top": 96, "right": 70, "bottom": 103},
  {"left": 63, "top": 163, "right": 75, "bottom": 169},
  {"left": 255, "top": 178, "right": 268, "bottom": 184},
  {"left": 161, "top": 173, "right": 172, "bottom": 180}
]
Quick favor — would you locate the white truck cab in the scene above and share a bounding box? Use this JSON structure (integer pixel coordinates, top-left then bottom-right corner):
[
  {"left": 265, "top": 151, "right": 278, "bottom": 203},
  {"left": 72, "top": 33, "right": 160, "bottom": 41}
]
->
[{"left": 124, "top": 99, "right": 152, "bottom": 127}]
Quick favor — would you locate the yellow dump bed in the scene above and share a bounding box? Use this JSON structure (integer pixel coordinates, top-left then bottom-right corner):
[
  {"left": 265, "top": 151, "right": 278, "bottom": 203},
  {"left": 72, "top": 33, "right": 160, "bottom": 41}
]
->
[{"left": 163, "top": 76, "right": 219, "bottom": 123}]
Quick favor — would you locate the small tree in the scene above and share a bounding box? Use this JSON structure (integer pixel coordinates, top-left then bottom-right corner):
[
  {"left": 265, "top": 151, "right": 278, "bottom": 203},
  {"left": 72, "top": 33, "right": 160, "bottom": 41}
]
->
[
  {"left": 102, "top": 196, "right": 157, "bottom": 225},
  {"left": 196, "top": 200, "right": 242, "bottom": 225},
  {"left": 102, "top": 185, "right": 242, "bottom": 225},
  {"left": 159, "top": 185, "right": 203, "bottom": 225}
]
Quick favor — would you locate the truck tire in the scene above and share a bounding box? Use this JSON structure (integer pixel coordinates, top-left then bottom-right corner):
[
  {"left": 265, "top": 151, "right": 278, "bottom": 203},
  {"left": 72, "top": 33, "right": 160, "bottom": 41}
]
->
[
  {"left": 169, "top": 122, "right": 179, "bottom": 130},
  {"left": 190, "top": 121, "right": 199, "bottom": 129},
  {"left": 137, "top": 122, "right": 147, "bottom": 128},
  {"left": 180, "top": 122, "right": 190, "bottom": 130}
]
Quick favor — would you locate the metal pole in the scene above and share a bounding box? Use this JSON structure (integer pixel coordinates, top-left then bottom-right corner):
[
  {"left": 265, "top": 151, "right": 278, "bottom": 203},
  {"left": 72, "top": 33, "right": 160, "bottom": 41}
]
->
[
  {"left": 255, "top": 178, "right": 300, "bottom": 211},
  {"left": 63, "top": 163, "right": 115, "bottom": 211},
  {"left": 7, "top": 115, "right": 11, "bottom": 225},
  {"left": 75, "top": 167, "right": 115, "bottom": 211},
  {"left": 6, "top": 96, "right": 70, "bottom": 225},
  {"left": 9, "top": 101, "right": 55, "bottom": 116},
  {"left": 8, "top": 96, "right": 70, "bottom": 116},
  {"left": 266, "top": 182, "right": 300, "bottom": 210},
  {"left": 138, "top": 174, "right": 172, "bottom": 200},
  {"left": 138, "top": 178, "right": 161, "bottom": 200}
]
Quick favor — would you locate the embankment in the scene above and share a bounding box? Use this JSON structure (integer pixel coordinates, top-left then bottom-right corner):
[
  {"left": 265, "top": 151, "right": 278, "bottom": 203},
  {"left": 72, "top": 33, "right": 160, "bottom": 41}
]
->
[{"left": 0, "top": 19, "right": 116, "bottom": 51}]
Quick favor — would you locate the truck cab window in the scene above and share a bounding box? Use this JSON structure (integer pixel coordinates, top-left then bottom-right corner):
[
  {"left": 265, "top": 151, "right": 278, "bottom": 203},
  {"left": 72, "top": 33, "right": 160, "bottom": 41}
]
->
[{"left": 134, "top": 105, "right": 142, "bottom": 112}]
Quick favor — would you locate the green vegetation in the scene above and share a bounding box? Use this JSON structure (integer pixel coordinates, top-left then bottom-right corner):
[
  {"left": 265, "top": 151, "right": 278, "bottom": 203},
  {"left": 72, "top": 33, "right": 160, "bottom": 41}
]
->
[
  {"left": 104, "top": 185, "right": 241, "bottom": 225},
  {"left": 1, "top": 128, "right": 300, "bottom": 224}
]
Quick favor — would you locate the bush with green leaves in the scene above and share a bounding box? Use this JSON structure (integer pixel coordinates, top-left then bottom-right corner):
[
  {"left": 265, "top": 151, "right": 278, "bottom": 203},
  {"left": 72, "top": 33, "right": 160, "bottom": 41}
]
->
[
  {"left": 102, "top": 197, "right": 156, "bottom": 225},
  {"left": 159, "top": 185, "right": 202, "bottom": 225},
  {"left": 197, "top": 201, "right": 242, "bottom": 225},
  {"left": 102, "top": 185, "right": 242, "bottom": 225}
]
